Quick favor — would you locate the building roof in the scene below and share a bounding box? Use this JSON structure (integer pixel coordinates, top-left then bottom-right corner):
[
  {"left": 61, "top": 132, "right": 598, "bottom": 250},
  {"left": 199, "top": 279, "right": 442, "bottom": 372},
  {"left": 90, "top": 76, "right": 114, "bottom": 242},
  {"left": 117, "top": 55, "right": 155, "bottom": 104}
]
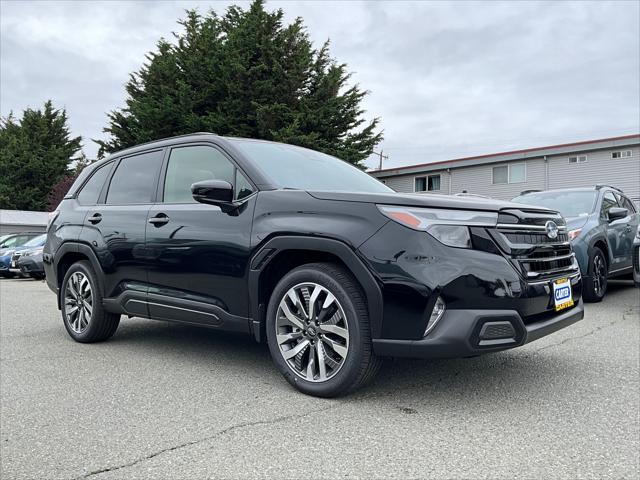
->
[
  {"left": 0, "top": 209, "right": 49, "bottom": 226},
  {"left": 370, "top": 134, "right": 640, "bottom": 178}
]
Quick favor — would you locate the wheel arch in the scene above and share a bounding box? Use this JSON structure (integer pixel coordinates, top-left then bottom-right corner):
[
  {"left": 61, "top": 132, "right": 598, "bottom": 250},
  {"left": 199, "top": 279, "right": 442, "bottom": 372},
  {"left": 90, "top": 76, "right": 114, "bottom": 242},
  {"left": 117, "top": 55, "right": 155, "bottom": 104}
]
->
[
  {"left": 248, "top": 236, "right": 383, "bottom": 343},
  {"left": 54, "top": 242, "right": 105, "bottom": 309},
  {"left": 590, "top": 237, "right": 610, "bottom": 268}
]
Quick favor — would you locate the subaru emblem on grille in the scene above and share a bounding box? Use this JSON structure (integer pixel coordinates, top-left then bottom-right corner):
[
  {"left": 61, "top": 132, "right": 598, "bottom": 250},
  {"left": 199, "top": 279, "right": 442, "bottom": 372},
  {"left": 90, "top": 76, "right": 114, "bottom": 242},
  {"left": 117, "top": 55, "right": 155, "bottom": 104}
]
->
[{"left": 545, "top": 220, "right": 559, "bottom": 239}]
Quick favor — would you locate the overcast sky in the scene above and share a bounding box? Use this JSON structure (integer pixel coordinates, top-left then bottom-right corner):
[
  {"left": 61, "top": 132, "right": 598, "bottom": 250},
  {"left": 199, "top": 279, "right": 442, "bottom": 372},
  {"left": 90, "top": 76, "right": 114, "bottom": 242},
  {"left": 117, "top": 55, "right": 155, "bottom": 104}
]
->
[{"left": 1, "top": 0, "right": 639, "bottom": 170}]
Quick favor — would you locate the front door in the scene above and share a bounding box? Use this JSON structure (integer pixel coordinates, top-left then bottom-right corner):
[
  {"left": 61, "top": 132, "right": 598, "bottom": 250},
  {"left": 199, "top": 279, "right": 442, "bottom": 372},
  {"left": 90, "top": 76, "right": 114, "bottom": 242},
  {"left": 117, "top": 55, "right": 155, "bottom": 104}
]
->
[{"left": 145, "top": 143, "right": 256, "bottom": 331}]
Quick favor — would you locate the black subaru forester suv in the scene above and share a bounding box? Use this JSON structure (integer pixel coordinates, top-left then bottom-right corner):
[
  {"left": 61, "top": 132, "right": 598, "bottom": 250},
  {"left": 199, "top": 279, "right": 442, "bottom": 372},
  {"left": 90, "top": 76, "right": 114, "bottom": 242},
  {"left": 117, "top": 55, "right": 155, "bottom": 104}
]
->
[{"left": 45, "top": 133, "right": 584, "bottom": 397}]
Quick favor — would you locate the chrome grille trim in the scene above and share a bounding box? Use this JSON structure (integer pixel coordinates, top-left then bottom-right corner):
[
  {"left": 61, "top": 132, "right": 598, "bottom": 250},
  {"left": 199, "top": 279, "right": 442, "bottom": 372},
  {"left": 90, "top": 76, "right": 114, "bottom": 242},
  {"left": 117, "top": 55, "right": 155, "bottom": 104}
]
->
[{"left": 496, "top": 223, "right": 567, "bottom": 232}]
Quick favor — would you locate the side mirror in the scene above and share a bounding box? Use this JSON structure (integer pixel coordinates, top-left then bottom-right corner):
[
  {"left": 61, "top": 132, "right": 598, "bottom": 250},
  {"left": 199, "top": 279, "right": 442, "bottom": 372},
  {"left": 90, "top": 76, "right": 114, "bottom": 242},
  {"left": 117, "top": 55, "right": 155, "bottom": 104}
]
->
[
  {"left": 608, "top": 207, "right": 628, "bottom": 222},
  {"left": 191, "top": 180, "right": 234, "bottom": 206}
]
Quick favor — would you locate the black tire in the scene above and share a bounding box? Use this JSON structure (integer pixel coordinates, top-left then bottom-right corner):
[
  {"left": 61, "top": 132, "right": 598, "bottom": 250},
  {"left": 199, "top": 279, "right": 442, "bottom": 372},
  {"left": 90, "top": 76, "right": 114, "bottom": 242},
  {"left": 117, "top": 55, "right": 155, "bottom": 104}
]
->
[
  {"left": 1, "top": 272, "right": 15, "bottom": 278},
  {"left": 60, "top": 261, "right": 120, "bottom": 343},
  {"left": 266, "top": 262, "right": 381, "bottom": 397},
  {"left": 583, "top": 247, "right": 608, "bottom": 303}
]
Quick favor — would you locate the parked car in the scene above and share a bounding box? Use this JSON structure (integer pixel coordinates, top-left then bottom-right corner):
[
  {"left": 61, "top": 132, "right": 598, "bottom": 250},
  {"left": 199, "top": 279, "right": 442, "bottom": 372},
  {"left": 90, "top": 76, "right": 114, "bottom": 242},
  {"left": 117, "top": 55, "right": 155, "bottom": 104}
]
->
[
  {"left": 513, "top": 186, "right": 639, "bottom": 301},
  {"left": 7, "top": 234, "right": 47, "bottom": 278},
  {"left": 16, "top": 241, "right": 47, "bottom": 280},
  {"left": 45, "top": 133, "right": 583, "bottom": 397},
  {"left": 0, "top": 233, "right": 43, "bottom": 278},
  {"left": 633, "top": 225, "right": 640, "bottom": 287}
]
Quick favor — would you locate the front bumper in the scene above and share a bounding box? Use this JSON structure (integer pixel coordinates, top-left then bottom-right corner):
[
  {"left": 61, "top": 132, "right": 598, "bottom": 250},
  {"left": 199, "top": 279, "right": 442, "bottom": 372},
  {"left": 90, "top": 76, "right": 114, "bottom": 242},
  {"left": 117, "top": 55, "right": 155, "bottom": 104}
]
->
[
  {"left": 17, "top": 256, "right": 44, "bottom": 276},
  {"left": 373, "top": 299, "right": 584, "bottom": 358}
]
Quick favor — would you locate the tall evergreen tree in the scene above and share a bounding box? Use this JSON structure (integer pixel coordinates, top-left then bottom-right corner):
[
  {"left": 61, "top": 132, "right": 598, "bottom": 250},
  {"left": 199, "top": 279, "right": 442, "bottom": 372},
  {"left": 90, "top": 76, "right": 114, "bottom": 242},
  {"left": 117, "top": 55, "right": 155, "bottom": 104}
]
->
[
  {"left": 0, "top": 101, "right": 82, "bottom": 210},
  {"left": 99, "top": 0, "right": 382, "bottom": 167}
]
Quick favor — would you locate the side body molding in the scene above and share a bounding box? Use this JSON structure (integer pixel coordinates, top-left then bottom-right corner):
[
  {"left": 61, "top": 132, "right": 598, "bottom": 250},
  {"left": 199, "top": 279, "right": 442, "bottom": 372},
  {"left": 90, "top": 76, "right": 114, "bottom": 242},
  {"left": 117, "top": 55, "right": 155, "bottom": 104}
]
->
[{"left": 248, "top": 236, "right": 384, "bottom": 342}]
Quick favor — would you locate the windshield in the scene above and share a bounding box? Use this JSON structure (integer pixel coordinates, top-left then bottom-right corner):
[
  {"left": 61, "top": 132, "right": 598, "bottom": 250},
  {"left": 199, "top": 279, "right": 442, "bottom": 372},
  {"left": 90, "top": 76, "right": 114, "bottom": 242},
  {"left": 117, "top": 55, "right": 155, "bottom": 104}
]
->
[
  {"left": 512, "top": 190, "right": 597, "bottom": 217},
  {"left": 229, "top": 139, "right": 393, "bottom": 194},
  {"left": 22, "top": 234, "right": 46, "bottom": 248}
]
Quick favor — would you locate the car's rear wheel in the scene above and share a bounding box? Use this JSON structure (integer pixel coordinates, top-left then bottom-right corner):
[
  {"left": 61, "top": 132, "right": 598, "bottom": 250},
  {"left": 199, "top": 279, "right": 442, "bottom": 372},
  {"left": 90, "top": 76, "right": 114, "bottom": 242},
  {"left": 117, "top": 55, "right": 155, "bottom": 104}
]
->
[
  {"left": 266, "top": 262, "right": 381, "bottom": 397},
  {"left": 60, "top": 261, "right": 120, "bottom": 342},
  {"left": 583, "top": 247, "right": 608, "bottom": 302}
]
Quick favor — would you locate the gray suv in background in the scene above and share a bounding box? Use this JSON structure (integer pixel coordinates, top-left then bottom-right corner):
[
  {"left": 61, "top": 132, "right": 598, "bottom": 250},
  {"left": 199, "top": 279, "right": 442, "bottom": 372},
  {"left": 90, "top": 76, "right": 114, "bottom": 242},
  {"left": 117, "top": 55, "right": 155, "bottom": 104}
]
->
[{"left": 513, "top": 185, "right": 639, "bottom": 302}]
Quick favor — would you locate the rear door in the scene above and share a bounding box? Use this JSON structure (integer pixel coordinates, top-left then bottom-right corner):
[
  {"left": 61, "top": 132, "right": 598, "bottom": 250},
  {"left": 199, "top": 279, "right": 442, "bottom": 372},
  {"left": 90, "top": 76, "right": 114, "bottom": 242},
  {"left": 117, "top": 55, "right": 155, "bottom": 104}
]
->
[
  {"left": 145, "top": 143, "right": 256, "bottom": 331},
  {"left": 615, "top": 193, "right": 639, "bottom": 268},
  {"left": 82, "top": 149, "right": 164, "bottom": 313}
]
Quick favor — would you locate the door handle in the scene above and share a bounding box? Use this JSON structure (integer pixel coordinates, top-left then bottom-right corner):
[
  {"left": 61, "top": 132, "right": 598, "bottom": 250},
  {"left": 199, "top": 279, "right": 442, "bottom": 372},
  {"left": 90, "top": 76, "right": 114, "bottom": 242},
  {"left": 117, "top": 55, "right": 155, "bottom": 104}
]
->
[
  {"left": 87, "top": 213, "right": 102, "bottom": 224},
  {"left": 148, "top": 214, "right": 170, "bottom": 226}
]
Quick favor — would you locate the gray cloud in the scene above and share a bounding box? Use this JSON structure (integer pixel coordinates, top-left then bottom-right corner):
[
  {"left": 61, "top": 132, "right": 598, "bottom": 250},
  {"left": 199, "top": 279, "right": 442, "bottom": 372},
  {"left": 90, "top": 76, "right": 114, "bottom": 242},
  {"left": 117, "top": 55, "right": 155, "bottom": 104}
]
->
[{"left": 1, "top": 0, "right": 638, "bottom": 170}]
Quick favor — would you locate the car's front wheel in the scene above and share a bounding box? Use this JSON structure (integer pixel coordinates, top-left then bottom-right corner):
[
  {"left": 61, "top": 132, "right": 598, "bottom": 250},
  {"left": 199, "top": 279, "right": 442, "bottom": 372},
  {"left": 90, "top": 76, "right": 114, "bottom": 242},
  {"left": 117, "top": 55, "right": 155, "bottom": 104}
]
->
[
  {"left": 266, "top": 262, "right": 381, "bottom": 397},
  {"left": 60, "top": 261, "right": 120, "bottom": 342},
  {"left": 583, "top": 247, "right": 608, "bottom": 302}
]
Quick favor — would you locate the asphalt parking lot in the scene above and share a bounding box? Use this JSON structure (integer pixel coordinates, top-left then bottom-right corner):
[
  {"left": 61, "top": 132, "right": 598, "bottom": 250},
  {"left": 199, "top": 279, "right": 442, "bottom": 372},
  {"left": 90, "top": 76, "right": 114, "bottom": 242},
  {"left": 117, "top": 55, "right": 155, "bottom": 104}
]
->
[{"left": 1, "top": 278, "right": 638, "bottom": 479}]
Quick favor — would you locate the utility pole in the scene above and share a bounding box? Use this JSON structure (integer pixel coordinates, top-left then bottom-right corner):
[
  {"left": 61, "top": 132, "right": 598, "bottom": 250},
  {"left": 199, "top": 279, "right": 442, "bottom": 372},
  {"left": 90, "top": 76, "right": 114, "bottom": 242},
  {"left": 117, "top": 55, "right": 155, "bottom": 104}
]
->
[{"left": 373, "top": 150, "right": 389, "bottom": 170}]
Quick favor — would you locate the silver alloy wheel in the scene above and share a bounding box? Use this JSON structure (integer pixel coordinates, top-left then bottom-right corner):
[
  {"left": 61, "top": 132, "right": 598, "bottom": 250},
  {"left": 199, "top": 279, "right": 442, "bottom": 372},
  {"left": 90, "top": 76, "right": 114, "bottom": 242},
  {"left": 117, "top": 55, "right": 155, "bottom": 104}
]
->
[
  {"left": 275, "top": 282, "right": 350, "bottom": 383},
  {"left": 64, "top": 272, "right": 93, "bottom": 334}
]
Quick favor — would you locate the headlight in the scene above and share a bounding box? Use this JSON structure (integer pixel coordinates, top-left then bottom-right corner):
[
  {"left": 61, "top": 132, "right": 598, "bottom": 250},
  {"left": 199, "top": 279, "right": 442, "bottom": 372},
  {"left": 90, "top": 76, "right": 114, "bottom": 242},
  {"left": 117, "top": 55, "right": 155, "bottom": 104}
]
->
[
  {"left": 377, "top": 205, "right": 497, "bottom": 249},
  {"left": 568, "top": 228, "right": 582, "bottom": 241}
]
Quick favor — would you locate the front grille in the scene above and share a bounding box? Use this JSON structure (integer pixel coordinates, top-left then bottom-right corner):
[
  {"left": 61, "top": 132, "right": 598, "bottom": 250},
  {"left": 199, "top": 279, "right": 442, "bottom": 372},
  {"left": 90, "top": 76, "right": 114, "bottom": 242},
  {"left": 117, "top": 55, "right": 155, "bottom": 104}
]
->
[
  {"left": 634, "top": 246, "right": 639, "bottom": 271},
  {"left": 491, "top": 209, "right": 579, "bottom": 280},
  {"left": 502, "top": 232, "right": 568, "bottom": 245}
]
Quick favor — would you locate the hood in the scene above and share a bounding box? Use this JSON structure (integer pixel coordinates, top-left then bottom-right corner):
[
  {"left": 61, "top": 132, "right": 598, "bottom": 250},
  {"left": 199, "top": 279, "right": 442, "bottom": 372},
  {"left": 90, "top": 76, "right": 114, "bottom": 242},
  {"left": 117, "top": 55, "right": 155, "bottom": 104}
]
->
[
  {"left": 564, "top": 214, "right": 590, "bottom": 230},
  {"left": 308, "top": 190, "right": 556, "bottom": 214}
]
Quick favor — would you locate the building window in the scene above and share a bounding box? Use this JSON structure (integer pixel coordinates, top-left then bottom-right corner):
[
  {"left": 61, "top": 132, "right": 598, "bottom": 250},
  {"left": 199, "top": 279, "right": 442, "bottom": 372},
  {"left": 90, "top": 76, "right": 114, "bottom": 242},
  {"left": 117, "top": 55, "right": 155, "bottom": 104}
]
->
[
  {"left": 568, "top": 155, "right": 587, "bottom": 164},
  {"left": 612, "top": 150, "right": 632, "bottom": 159},
  {"left": 415, "top": 174, "right": 441, "bottom": 192},
  {"left": 428, "top": 175, "right": 441, "bottom": 191},
  {"left": 492, "top": 162, "right": 526, "bottom": 184}
]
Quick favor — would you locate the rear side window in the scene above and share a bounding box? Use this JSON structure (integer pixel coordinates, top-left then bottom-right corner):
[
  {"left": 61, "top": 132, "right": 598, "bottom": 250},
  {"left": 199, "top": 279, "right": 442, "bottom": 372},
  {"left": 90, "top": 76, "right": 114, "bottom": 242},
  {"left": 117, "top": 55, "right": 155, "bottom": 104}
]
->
[
  {"left": 106, "top": 150, "right": 164, "bottom": 205},
  {"left": 163, "top": 145, "right": 252, "bottom": 203},
  {"left": 77, "top": 162, "right": 112, "bottom": 205}
]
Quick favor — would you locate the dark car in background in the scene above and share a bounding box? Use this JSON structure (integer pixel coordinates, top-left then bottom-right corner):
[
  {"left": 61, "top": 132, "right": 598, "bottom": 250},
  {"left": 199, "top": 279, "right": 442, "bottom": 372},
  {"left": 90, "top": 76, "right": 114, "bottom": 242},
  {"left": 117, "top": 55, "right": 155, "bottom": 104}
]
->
[
  {"left": 45, "top": 133, "right": 584, "bottom": 397},
  {"left": 7, "top": 234, "right": 47, "bottom": 279},
  {"left": 15, "top": 235, "right": 47, "bottom": 279},
  {"left": 0, "top": 232, "right": 43, "bottom": 278},
  {"left": 513, "top": 186, "right": 639, "bottom": 302}
]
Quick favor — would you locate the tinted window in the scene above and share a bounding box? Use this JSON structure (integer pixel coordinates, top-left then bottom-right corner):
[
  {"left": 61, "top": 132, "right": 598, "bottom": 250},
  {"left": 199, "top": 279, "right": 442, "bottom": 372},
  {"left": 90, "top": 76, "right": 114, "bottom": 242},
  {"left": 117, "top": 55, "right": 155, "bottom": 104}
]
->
[
  {"left": 106, "top": 150, "right": 163, "bottom": 204},
  {"left": 228, "top": 139, "right": 393, "bottom": 194},
  {"left": 600, "top": 191, "right": 619, "bottom": 217},
  {"left": 512, "top": 190, "right": 597, "bottom": 218},
  {"left": 235, "top": 170, "right": 254, "bottom": 200},
  {"left": 77, "top": 162, "right": 112, "bottom": 205},
  {"left": 163, "top": 145, "right": 252, "bottom": 203}
]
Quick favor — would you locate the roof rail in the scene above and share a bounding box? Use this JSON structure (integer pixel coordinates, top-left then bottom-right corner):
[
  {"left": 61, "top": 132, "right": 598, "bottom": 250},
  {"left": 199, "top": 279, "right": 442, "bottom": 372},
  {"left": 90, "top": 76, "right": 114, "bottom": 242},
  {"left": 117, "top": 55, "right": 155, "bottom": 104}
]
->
[
  {"left": 109, "top": 132, "right": 219, "bottom": 156},
  {"left": 519, "top": 189, "right": 542, "bottom": 195},
  {"left": 595, "top": 184, "right": 623, "bottom": 192}
]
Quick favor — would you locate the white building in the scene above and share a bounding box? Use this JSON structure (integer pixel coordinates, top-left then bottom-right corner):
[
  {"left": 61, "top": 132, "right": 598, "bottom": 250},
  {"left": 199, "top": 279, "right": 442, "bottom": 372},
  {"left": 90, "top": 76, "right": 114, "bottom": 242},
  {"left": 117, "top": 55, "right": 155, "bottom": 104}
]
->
[
  {"left": 370, "top": 134, "right": 640, "bottom": 203},
  {"left": 0, "top": 210, "right": 48, "bottom": 235}
]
